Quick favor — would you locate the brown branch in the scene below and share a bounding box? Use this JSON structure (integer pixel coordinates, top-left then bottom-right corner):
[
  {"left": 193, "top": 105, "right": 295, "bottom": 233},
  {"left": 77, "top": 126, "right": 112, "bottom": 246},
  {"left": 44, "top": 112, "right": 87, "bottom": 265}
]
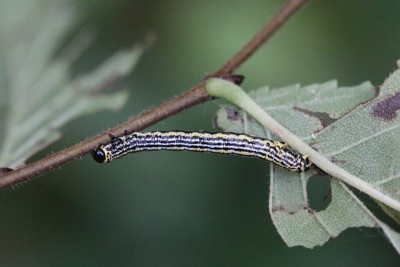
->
[{"left": 0, "top": 0, "right": 308, "bottom": 189}]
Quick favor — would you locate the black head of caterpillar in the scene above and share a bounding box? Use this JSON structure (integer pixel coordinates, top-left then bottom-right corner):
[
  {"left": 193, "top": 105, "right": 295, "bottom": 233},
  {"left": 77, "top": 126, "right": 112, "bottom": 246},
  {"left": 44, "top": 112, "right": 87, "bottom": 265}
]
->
[
  {"left": 92, "top": 148, "right": 107, "bottom": 163},
  {"left": 92, "top": 131, "right": 312, "bottom": 172},
  {"left": 92, "top": 134, "right": 124, "bottom": 163}
]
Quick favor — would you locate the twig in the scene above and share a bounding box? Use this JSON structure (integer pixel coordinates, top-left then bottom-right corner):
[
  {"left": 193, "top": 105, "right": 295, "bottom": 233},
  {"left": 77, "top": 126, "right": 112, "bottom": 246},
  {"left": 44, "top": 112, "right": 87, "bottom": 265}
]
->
[{"left": 0, "top": 0, "right": 308, "bottom": 189}]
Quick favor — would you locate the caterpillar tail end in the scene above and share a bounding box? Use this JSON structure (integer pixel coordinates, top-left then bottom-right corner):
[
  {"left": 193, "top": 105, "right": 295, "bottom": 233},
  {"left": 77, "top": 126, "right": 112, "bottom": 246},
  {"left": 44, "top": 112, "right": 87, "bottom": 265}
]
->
[{"left": 297, "top": 155, "right": 312, "bottom": 173}]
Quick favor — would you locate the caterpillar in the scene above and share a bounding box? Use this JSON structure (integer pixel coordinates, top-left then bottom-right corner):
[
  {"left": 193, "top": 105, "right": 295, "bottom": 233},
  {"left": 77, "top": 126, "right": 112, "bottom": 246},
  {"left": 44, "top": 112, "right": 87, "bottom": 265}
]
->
[{"left": 92, "top": 131, "right": 312, "bottom": 172}]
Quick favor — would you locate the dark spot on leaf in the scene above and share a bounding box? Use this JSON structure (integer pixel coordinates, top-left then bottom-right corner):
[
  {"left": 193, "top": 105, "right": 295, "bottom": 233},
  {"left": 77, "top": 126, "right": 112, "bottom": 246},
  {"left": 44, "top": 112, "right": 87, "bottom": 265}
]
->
[
  {"left": 331, "top": 158, "right": 346, "bottom": 165},
  {"left": 271, "top": 205, "right": 285, "bottom": 213},
  {"left": 305, "top": 206, "right": 314, "bottom": 214},
  {"left": 294, "top": 106, "right": 335, "bottom": 128},
  {"left": 212, "top": 107, "right": 243, "bottom": 129},
  {"left": 372, "top": 92, "right": 400, "bottom": 121},
  {"left": 221, "top": 74, "right": 245, "bottom": 85},
  {"left": 225, "top": 107, "right": 241, "bottom": 121},
  {"left": 271, "top": 204, "right": 312, "bottom": 215}
]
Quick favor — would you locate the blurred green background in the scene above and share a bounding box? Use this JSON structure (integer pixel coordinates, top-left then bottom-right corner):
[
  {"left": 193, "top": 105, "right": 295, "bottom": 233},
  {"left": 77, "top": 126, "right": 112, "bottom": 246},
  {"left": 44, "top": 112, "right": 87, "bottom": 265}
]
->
[{"left": 1, "top": 0, "right": 400, "bottom": 266}]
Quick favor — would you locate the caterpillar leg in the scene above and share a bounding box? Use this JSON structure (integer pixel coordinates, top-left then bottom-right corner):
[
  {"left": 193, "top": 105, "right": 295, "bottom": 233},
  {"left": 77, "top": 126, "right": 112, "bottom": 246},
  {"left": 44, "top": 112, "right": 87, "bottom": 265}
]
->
[{"left": 273, "top": 141, "right": 287, "bottom": 149}]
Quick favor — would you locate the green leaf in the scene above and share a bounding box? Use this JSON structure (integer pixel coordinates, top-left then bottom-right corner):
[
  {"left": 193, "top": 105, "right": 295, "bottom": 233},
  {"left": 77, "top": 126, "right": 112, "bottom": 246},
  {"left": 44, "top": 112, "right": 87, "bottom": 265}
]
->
[
  {"left": 313, "top": 70, "right": 400, "bottom": 206},
  {"left": 214, "top": 80, "right": 375, "bottom": 139},
  {"left": 0, "top": 0, "right": 144, "bottom": 167},
  {"left": 271, "top": 176, "right": 377, "bottom": 248},
  {"left": 209, "top": 77, "right": 400, "bottom": 252}
]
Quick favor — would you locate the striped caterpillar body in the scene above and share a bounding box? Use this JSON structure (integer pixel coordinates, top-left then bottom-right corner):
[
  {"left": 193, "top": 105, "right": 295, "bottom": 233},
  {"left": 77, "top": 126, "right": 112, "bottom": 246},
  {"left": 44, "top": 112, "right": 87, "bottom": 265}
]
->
[{"left": 92, "top": 131, "right": 312, "bottom": 172}]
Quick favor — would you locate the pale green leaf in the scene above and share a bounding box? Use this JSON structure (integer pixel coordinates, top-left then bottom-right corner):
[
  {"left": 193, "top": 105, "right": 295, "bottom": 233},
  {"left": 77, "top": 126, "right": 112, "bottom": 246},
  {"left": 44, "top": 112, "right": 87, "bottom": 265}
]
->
[
  {"left": 215, "top": 80, "right": 375, "bottom": 139},
  {"left": 0, "top": 0, "right": 144, "bottom": 167},
  {"left": 211, "top": 78, "right": 400, "bottom": 252},
  {"left": 270, "top": 171, "right": 377, "bottom": 248},
  {"left": 313, "top": 70, "right": 400, "bottom": 210}
]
